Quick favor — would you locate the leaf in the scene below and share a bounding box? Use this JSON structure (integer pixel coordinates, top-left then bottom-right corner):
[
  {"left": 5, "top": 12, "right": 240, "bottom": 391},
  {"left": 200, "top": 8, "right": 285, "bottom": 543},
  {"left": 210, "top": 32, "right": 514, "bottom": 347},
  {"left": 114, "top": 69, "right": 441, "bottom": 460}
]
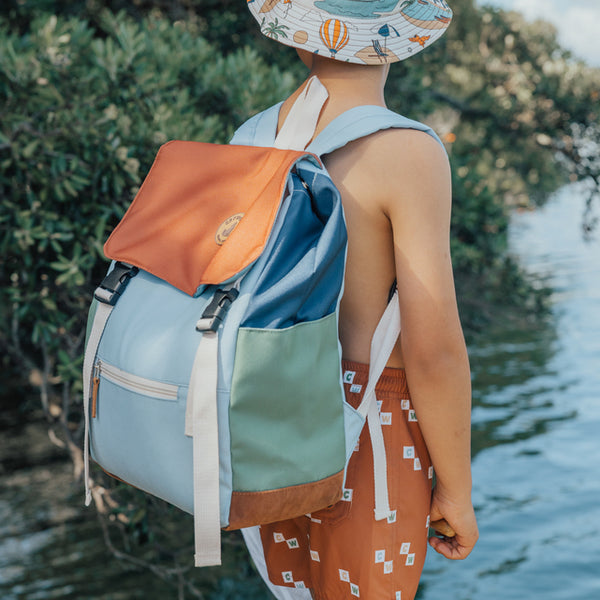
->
[{"left": 21, "top": 139, "right": 40, "bottom": 159}]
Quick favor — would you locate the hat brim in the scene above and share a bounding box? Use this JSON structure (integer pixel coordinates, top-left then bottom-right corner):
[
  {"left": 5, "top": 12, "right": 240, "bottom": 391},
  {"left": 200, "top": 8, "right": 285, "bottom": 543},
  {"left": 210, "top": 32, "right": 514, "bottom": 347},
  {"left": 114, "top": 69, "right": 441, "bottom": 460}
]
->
[{"left": 248, "top": 0, "right": 452, "bottom": 65}]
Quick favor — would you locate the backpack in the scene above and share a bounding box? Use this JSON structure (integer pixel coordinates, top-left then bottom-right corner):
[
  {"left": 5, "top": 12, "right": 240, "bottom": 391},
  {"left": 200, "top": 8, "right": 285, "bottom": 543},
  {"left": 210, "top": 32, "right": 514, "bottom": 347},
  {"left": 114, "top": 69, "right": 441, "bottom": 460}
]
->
[{"left": 82, "top": 77, "right": 442, "bottom": 567}]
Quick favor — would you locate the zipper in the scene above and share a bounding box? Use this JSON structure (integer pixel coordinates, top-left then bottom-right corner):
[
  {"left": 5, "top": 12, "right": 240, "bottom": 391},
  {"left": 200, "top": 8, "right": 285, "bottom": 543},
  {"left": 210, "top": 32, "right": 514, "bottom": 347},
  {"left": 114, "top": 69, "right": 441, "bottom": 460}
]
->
[
  {"left": 92, "top": 360, "right": 179, "bottom": 414},
  {"left": 91, "top": 363, "right": 100, "bottom": 418}
]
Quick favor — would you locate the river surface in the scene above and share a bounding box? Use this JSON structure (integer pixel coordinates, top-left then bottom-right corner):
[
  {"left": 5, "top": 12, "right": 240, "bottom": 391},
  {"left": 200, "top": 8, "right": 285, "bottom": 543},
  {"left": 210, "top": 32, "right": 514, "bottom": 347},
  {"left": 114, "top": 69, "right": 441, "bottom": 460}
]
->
[
  {"left": 1, "top": 184, "right": 599, "bottom": 599},
  {"left": 418, "top": 184, "right": 600, "bottom": 600}
]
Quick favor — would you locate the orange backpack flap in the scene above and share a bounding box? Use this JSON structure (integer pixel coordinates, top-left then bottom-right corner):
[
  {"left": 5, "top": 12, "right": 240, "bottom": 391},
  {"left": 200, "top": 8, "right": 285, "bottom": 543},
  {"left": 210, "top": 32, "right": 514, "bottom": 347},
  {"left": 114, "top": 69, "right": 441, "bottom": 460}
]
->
[{"left": 104, "top": 141, "right": 317, "bottom": 296}]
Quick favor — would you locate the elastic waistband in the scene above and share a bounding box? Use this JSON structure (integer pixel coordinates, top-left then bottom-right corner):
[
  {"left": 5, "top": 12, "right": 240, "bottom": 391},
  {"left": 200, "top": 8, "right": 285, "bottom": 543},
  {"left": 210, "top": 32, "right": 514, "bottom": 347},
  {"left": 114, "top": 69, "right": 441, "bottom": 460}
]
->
[{"left": 341, "top": 359, "right": 409, "bottom": 395}]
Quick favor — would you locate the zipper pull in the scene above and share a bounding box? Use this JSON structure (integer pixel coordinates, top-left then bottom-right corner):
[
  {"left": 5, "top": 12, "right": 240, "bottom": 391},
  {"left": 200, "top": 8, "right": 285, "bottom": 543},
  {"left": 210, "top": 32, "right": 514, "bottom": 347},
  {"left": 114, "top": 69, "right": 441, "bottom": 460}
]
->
[{"left": 91, "top": 362, "right": 100, "bottom": 419}]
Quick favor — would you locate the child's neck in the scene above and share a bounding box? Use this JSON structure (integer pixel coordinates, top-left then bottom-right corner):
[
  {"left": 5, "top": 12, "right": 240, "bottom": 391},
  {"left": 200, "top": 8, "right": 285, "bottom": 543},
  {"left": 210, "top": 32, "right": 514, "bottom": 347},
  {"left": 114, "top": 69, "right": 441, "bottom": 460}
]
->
[
  {"left": 307, "top": 58, "right": 389, "bottom": 108},
  {"left": 277, "top": 56, "right": 390, "bottom": 142}
]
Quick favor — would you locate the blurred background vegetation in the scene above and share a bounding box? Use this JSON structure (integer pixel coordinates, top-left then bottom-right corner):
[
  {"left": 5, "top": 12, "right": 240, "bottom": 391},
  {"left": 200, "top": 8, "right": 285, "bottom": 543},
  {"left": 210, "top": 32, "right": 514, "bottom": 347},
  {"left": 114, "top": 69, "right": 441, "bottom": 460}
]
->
[{"left": 1, "top": 0, "right": 599, "bottom": 597}]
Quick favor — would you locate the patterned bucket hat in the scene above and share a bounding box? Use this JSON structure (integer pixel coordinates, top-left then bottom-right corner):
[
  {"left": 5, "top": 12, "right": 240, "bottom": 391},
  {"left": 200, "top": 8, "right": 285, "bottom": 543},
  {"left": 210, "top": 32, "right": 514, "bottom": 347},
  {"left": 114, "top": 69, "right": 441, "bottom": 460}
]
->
[{"left": 247, "top": 0, "right": 453, "bottom": 65}]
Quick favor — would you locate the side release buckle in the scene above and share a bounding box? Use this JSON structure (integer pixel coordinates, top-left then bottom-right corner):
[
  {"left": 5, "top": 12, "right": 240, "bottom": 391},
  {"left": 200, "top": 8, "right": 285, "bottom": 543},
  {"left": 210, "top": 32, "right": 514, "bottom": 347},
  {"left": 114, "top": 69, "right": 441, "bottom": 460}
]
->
[
  {"left": 196, "top": 288, "right": 239, "bottom": 333},
  {"left": 94, "top": 262, "right": 139, "bottom": 305}
]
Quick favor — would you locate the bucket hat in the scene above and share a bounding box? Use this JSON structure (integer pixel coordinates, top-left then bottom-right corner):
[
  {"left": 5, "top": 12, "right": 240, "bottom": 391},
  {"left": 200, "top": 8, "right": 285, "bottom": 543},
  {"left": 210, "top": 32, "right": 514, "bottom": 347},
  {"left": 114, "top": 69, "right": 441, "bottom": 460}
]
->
[{"left": 247, "top": 0, "right": 452, "bottom": 65}]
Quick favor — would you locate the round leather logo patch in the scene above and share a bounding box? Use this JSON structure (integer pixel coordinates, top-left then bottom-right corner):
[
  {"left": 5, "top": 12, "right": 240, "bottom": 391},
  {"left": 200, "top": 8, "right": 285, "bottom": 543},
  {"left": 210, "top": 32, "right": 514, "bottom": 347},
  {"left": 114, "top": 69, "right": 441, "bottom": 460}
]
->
[{"left": 215, "top": 213, "right": 244, "bottom": 246}]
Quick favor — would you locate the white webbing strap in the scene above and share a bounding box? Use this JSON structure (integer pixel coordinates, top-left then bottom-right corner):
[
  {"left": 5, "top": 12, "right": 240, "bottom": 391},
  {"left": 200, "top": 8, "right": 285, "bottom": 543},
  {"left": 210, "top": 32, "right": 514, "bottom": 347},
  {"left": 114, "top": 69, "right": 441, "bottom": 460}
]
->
[
  {"left": 356, "top": 290, "right": 401, "bottom": 520},
  {"left": 82, "top": 300, "right": 114, "bottom": 506},
  {"left": 273, "top": 76, "right": 329, "bottom": 151},
  {"left": 186, "top": 331, "right": 222, "bottom": 566}
]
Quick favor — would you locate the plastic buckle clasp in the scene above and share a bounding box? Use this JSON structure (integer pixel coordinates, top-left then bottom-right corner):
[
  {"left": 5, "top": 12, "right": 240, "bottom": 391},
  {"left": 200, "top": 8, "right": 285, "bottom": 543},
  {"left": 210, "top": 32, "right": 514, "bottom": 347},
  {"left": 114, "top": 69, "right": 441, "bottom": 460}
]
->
[
  {"left": 94, "top": 262, "right": 139, "bottom": 306},
  {"left": 196, "top": 288, "right": 239, "bottom": 333}
]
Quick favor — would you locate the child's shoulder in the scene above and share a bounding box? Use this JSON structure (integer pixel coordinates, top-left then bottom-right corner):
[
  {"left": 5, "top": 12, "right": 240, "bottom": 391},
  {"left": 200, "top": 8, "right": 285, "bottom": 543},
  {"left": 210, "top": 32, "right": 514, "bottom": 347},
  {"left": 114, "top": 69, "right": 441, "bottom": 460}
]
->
[
  {"left": 308, "top": 104, "right": 444, "bottom": 158},
  {"left": 327, "top": 120, "right": 449, "bottom": 189},
  {"left": 358, "top": 123, "right": 448, "bottom": 171},
  {"left": 323, "top": 115, "right": 451, "bottom": 222}
]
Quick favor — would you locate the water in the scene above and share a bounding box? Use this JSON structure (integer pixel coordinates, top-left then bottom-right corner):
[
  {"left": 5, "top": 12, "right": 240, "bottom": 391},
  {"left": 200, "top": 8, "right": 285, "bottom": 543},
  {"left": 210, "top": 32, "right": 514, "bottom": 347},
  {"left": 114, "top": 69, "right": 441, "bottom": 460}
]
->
[
  {"left": 419, "top": 184, "right": 600, "bottom": 600},
  {"left": 1, "top": 184, "right": 600, "bottom": 598}
]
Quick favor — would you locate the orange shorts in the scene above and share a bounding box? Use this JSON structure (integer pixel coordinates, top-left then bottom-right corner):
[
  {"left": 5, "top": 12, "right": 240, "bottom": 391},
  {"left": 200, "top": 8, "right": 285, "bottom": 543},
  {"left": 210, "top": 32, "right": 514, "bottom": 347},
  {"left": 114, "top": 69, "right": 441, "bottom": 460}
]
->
[{"left": 259, "top": 360, "right": 433, "bottom": 600}]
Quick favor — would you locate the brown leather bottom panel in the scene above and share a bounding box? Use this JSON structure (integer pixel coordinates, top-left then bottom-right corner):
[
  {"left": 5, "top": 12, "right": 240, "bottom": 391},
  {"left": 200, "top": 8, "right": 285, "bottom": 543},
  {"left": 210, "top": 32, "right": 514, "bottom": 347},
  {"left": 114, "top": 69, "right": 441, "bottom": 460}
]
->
[{"left": 225, "top": 470, "right": 345, "bottom": 531}]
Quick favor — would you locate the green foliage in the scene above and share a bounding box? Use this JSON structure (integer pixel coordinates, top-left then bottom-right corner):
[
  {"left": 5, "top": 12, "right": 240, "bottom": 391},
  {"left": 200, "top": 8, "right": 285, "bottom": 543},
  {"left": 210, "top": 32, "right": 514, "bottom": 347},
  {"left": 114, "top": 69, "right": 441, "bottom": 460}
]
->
[
  {"left": 1, "top": 0, "right": 290, "bottom": 66},
  {"left": 0, "top": 9, "right": 294, "bottom": 411},
  {"left": 450, "top": 164, "right": 508, "bottom": 273},
  {"left": 391, "top": 0, "right": 600, "bottom": 208}
]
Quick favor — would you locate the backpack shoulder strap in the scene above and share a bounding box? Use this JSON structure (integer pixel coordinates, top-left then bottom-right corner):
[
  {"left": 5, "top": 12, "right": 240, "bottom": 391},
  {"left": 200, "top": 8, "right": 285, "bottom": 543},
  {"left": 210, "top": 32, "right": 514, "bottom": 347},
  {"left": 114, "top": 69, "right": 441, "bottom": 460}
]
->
[
  {"left": 230, "top": 76, "right": 329, "bottom": 150},
  {"left": 231, "top": 90, "right": 443, "bottom": 159},
  {"left": 307, "top": 105, "right": 444, "bottom": 156},
  {"left": 229, "top": 102, "right": 281, "bottom": 147}
]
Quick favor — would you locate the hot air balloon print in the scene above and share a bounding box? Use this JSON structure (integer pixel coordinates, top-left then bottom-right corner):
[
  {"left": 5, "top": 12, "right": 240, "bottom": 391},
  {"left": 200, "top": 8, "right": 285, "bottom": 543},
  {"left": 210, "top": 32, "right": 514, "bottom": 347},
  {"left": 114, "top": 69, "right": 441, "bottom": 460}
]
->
[{"left": 319, "top": 19, "right": 350, "bottom": 58}]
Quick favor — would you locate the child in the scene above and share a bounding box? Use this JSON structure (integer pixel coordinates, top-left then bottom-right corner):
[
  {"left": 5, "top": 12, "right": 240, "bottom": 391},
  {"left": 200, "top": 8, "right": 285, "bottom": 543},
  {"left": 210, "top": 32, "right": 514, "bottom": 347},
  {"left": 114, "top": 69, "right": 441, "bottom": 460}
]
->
[{"left": 237, "top": 2, "right": 478, "bottom": 598}]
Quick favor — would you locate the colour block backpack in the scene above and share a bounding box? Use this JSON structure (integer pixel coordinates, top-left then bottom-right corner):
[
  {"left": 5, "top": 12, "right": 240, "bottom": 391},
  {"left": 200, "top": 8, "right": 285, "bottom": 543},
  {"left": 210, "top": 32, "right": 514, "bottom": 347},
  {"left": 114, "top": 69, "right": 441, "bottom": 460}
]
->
[{"left": 82, "top": 77, "right": 442, "bottom": 567}]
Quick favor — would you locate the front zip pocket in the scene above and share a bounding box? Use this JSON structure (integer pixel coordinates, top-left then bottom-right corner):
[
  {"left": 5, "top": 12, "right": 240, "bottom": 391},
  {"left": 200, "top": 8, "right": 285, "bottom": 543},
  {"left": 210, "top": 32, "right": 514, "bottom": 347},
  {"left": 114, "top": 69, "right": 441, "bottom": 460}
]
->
[
  {"left": 89, "top": 358, "right": 194, "bottom": 514},
  {"left": 92, "top": 360, "right": 179, "bottom": 418}
]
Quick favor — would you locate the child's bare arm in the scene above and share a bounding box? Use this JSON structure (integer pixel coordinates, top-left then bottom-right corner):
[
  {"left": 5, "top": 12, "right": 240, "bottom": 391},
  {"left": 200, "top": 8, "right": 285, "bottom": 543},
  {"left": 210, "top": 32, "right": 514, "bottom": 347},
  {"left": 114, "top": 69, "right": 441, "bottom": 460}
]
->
[{"left": 376, "top": 129, "right": 479, "bottom": 559}]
